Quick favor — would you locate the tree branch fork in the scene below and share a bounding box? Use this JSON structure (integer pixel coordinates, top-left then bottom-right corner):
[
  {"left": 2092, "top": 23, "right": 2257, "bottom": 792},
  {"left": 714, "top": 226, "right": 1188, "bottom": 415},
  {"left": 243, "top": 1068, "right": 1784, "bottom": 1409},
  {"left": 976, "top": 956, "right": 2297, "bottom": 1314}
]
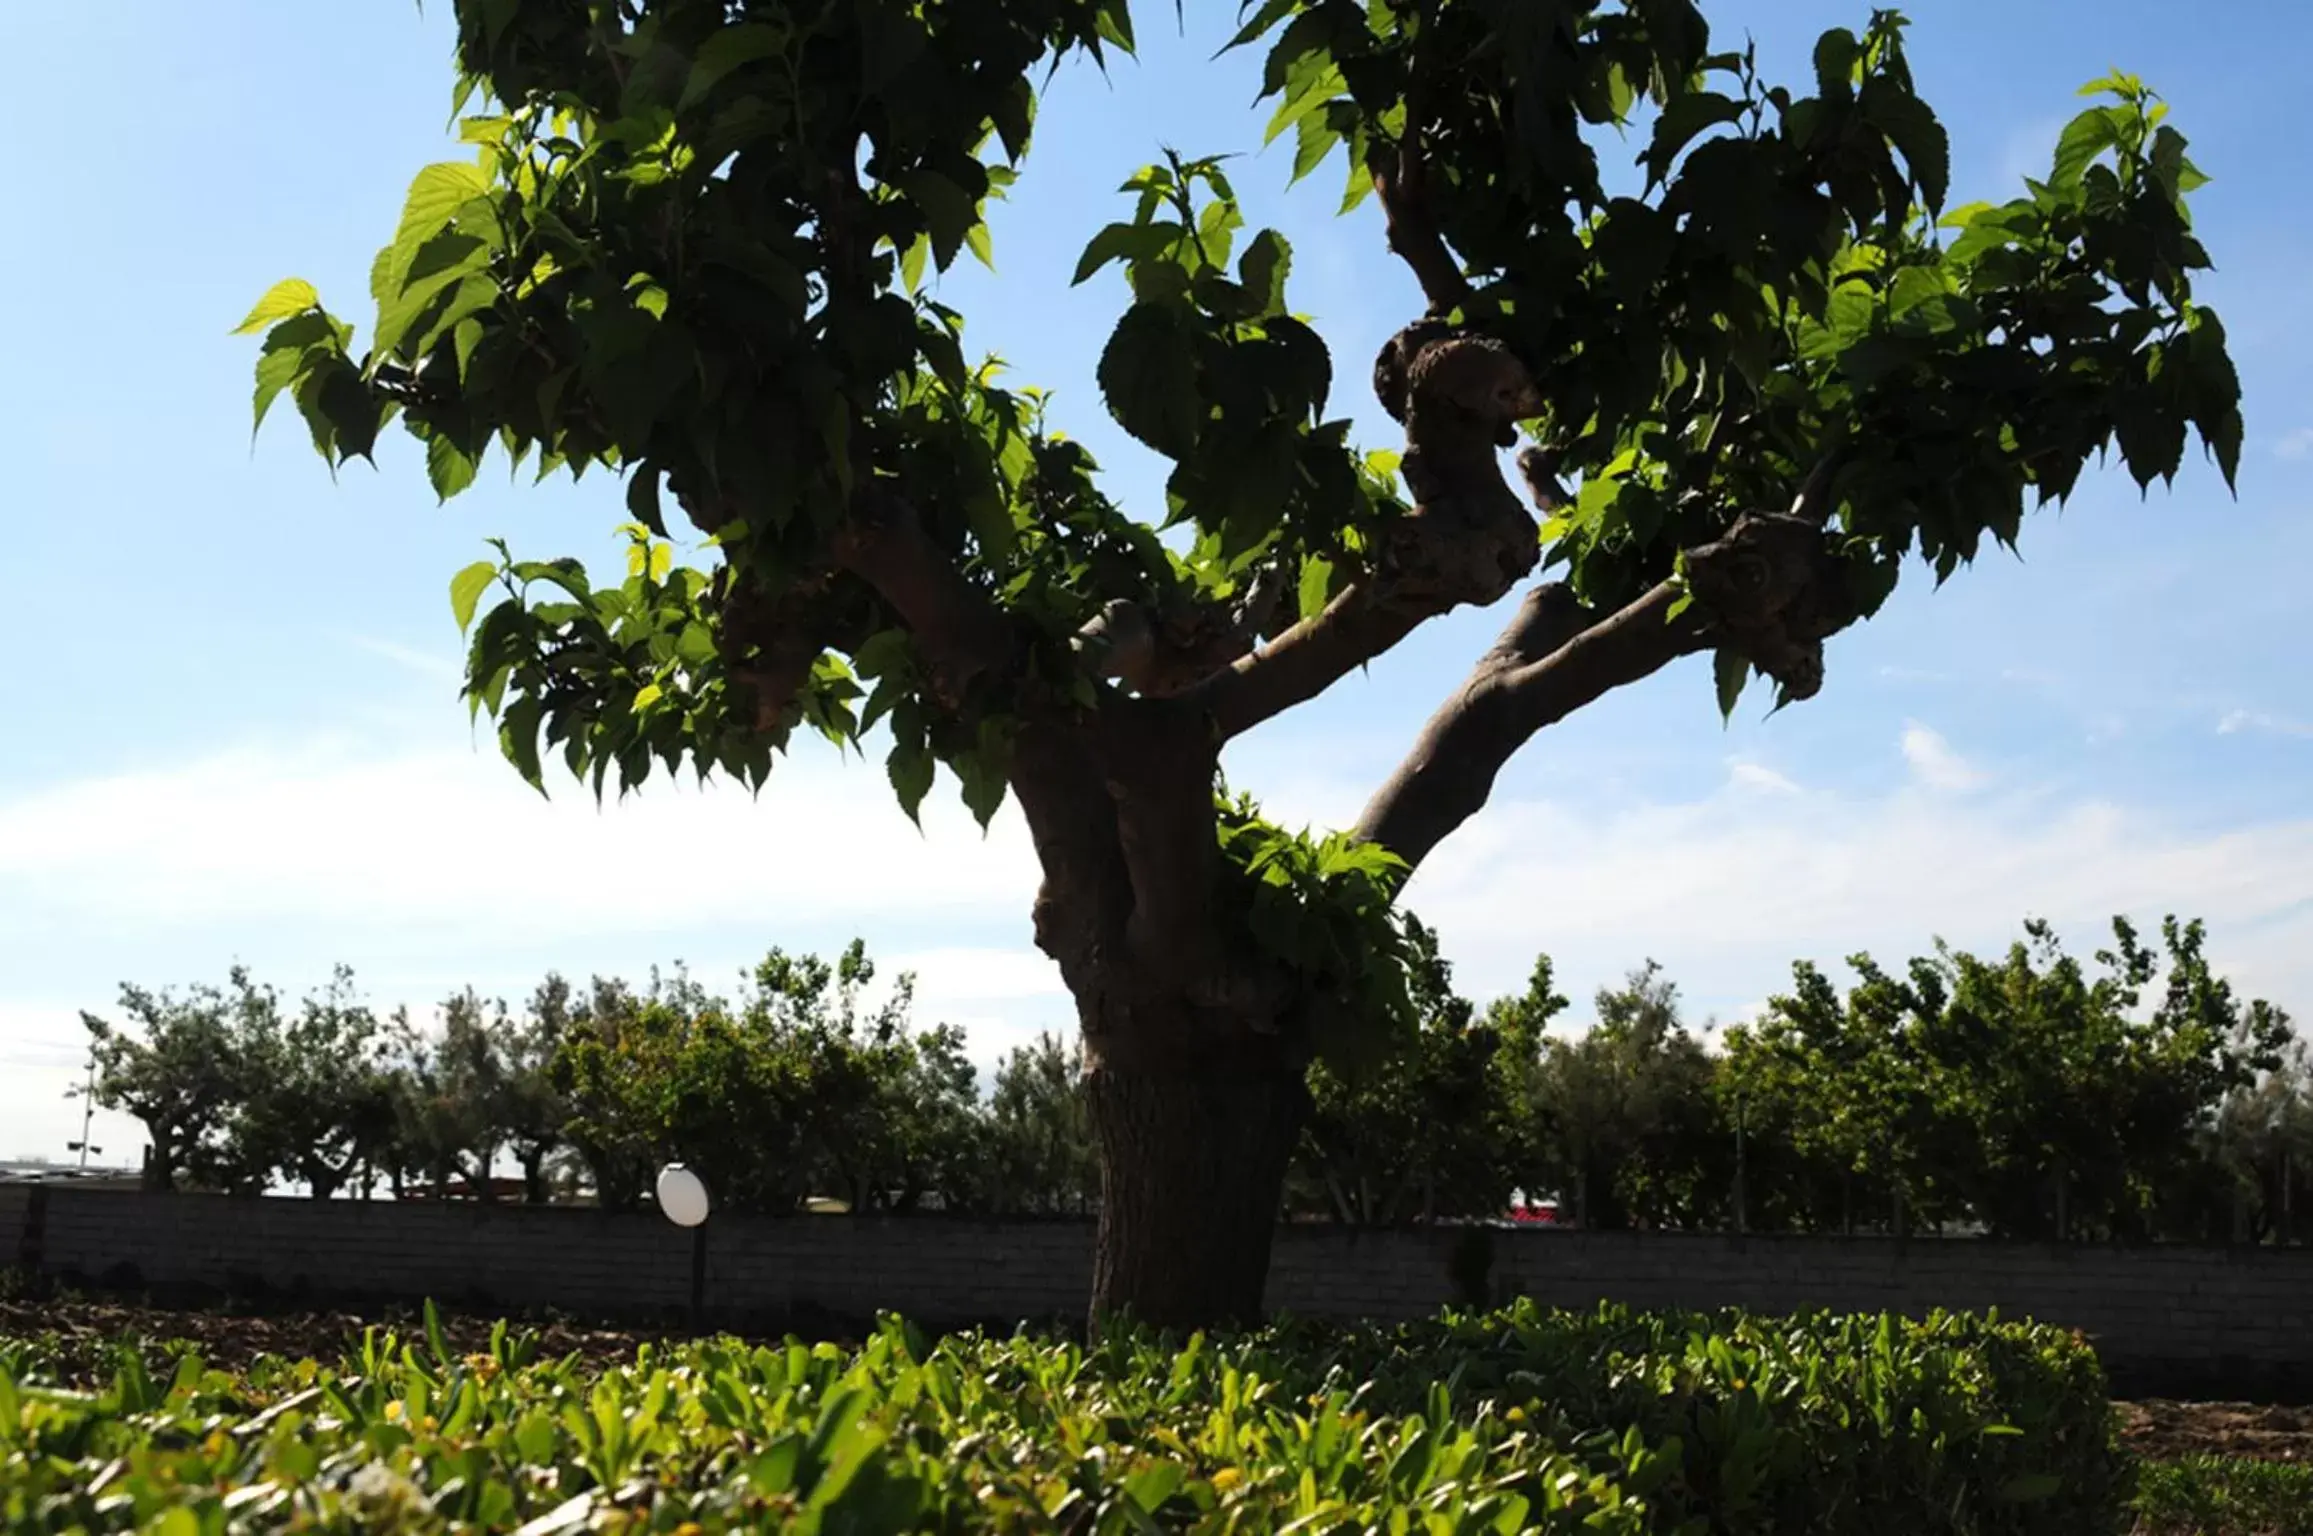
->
[{"left": 688, "top": 139, "right": 1859, "bottom": 1059}]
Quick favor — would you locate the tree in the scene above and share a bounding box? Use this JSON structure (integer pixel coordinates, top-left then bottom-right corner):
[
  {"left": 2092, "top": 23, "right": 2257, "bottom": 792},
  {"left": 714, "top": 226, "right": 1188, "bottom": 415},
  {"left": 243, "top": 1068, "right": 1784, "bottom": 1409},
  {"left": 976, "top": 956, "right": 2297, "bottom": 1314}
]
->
[
  {"left": 2206, "top": 1035, "right": 2313, "bottom": 1244},
  {"left": 242, "top": 1, "right": 2240, "bottom": 1325},
  {"left": 979, "top": 1032, "right": 1102, "bottom": 1215},
  {"left": 383, "top": 989, "right": 517, "bottom": 1200},
  {"left": 497, "top": 975, "right": 578, "bottom": 1202},
  {"left": 1293, "top": 916, "right": 1535, "bottom": 1224},
  {"left": 229, "top": 966, "right": 400, "bottom": 1201},
  {"left": 83, "top": 970, "right": 272, "bottom": 1193},
  {"left": 1722, "top": 915, "right": 2294, "bottom": 1239},
  {"left": 547, "top": 942, "right": 972, "bottom": 1212},
  {"left": 1526, "top": 962, "right": 1723, "bottom": 1229},
  {"left": 547, "top": 975, "right": 666, "bottom": 1209}
]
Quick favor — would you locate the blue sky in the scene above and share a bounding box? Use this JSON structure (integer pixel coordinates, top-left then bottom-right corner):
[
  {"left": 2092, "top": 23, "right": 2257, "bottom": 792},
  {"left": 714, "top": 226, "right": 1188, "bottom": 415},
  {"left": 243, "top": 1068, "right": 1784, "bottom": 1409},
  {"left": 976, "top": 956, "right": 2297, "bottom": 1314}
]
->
[{"left": 4, "top": 1, "right": 2309, "bottom": 1161}]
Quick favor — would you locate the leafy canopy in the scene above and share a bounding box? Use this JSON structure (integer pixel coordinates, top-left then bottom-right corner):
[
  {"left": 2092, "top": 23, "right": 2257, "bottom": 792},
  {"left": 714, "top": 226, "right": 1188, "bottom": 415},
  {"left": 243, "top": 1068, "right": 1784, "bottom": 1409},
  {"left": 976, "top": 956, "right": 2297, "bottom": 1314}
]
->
[{"left": 242, "top": 1, "right": 2238, "bottom": 827}]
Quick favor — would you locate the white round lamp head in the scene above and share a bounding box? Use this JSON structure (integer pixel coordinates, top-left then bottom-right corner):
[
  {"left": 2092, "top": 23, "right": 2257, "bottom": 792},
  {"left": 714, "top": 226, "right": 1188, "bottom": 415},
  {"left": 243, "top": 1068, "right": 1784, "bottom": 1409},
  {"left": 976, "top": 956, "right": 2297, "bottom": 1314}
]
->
[{"left": 655, "top": 1163, "right": 711, "bottom": 1228}]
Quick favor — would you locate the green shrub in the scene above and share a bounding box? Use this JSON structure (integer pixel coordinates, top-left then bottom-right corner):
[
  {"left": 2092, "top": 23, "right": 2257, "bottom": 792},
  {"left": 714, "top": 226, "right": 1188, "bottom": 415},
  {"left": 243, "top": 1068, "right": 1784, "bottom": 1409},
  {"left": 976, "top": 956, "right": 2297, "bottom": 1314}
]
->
[
  {"left": 1233, "top": 1300, "right": 2131, "bottom": 1534},
  {"left": 0, "top": 1302, "right": 2125, "bottom": 1534},
  {"left": 2132, "top": 1455, "right": 2313, "bottom": 1535}
]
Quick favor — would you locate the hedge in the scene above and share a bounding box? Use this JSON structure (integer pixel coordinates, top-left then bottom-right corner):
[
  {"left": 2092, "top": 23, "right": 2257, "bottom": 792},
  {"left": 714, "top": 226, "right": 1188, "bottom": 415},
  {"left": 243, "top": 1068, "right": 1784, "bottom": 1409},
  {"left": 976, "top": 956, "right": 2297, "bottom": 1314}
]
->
[{"left": 0, "top": 1301, "right": 2126, "bottom": 1533}]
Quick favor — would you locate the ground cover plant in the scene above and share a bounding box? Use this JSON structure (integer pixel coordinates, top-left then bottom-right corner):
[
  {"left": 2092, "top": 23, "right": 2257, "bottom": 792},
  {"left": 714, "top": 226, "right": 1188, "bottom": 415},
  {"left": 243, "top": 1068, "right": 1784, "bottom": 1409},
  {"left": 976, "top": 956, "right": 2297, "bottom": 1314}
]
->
[
  {"left": 2132, "top": 1458, "right": 2313, "bottom": 1536},
  {"left": 3, "top": 1297, "right": 2147, "bottom": 1534}
]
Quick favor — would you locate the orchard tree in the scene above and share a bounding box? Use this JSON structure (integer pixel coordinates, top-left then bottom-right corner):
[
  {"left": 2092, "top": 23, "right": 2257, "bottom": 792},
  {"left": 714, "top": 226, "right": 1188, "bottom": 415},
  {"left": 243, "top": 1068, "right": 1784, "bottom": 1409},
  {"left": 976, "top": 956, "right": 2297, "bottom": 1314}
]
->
[{"left": 243, "top": 0, "right": 2240, "bottom": 1325}]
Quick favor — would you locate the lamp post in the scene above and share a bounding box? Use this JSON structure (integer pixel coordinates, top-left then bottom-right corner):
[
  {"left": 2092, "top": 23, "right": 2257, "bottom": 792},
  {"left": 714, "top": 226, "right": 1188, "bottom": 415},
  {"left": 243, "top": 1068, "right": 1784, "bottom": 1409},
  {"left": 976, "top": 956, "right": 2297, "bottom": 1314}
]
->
[{"left": 655, "top": 1163, "right": 712, "bottom": 1333}]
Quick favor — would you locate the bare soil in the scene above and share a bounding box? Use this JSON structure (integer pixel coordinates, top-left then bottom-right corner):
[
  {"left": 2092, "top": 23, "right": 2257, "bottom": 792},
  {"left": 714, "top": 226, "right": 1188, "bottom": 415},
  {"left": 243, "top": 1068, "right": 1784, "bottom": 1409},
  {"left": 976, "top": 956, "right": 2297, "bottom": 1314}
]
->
[
  {"left": 2120, "top": 1400, "right": 2313, "bottom": 1464},
  {"left": 0, "top": 1294, "right": 666, "bottom": 1379}
]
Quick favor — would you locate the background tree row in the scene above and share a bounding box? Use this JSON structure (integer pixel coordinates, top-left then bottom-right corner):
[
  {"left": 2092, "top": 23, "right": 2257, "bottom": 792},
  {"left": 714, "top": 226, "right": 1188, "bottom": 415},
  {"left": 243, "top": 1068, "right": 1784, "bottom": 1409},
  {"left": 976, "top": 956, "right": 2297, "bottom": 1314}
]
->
[{"left": 82, "top": 915, "right": 2309, "bottom": 1241}]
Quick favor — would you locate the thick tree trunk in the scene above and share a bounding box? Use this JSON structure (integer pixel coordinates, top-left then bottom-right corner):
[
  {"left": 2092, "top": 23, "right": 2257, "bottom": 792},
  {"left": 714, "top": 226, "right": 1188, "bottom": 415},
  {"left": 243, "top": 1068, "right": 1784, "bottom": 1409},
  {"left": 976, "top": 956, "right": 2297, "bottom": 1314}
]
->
[{"left": 1084, "top": 1050, "right": 1309, "bottom": 1332}]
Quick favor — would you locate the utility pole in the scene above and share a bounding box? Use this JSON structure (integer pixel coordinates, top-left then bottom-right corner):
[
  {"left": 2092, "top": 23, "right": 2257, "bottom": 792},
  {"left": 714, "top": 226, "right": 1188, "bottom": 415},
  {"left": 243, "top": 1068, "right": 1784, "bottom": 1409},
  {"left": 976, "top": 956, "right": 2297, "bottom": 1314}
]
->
[{"left": 65, "top": 1049, "right": 102, "bottom": 1172}]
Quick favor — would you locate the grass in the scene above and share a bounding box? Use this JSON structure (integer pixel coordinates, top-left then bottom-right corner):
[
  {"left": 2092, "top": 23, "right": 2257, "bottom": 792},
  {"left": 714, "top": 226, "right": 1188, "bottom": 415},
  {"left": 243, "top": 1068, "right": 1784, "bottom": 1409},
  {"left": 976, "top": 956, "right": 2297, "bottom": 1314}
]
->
[{"left": 2133, "top": 1455, "right": 2313, "bottom": 1534}]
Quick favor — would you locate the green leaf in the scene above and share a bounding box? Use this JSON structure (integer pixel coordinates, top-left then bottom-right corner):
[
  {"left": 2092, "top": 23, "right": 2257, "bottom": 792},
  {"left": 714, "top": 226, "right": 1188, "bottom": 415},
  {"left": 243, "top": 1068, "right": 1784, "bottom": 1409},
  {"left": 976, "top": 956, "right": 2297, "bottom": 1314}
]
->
[
  {"left": 1861, "top": 79, "right": 1950, "bottom": 213},
  {"left": 423, "top": 1298, "right": 452, "bottom": 1370},
  {"left": 388, "top": 163, "right": 489, "bottom": 272},
  {"left": 500, "top": 694, "right": 548, "bottom": 794},
  {"left": 1072, "top": 221, "right": 1168, "bottom": 287},
  {"left": 1238, "top": 229, "right": 1291, "bottom": 317},
  {"left": 1297, "top": 555, "right": 1337, "bottom": 621},
  {"left": 1097, "top": 302, "right": 1203, "bottom": 458},
  {"left": 627, "top": 466, "right": 666, "bottom": 538},
  {"left": 887, "top": 740, "right": 935, "bottom": 827},
  {"left": 1714, "top": 648, "right": 1749, "bottom": 723},
  {"left": 1124, "top": 1461, "right": 1185, "bottom": 1514},
  {"left": 1644, "top": 92, "right": 1744, "bottom": 185},
  {"left": 1812, "top": 28, "right": 1860, "bottom": 100},
  {"left": 450, "top": 562, "right": 499, "bottom": 634},
  {"left": 680, "top": 23, "right": 786, "bottom": 110},
  {"left": 251, "top": 325, "right": 329, "bottom": 436},
  {"left": 428, "top": 435, "right": 479, "bottom": 501},
  {"left": 2050, "top": 106, "right": 2123, "bottom": 190},
  {"left": 1290, "top": 107, "right": 1344, "bottom": 185},
  {"left": 232, "top": 278, "right": 320, "bottom": 336}
]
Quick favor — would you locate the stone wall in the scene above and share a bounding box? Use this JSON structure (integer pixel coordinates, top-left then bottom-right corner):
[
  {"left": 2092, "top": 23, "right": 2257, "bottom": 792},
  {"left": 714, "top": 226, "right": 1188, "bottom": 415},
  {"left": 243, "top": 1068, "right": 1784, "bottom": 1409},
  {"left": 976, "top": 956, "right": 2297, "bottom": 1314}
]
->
[{"left": 8, "top": 1187, "right": 2308, "bottom": 1398}]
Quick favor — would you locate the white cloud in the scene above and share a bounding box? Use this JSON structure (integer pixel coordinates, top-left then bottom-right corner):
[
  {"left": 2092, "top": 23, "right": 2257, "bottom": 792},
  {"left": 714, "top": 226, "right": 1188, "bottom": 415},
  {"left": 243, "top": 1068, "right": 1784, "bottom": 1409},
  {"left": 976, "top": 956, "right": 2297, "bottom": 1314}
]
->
[
  {"left": 0, "top": 739, "right": 1043, "bottom": 941},
  {"left": 1401, "top": 778, "right": 2313, "bottom": 1030},
  {"left": 7, "top": 724, "right": 2312, "bottom": 1160},
  {"left": 2218, "top": 708, "right": 2313, "bottom": 740},
  {"left": 2273, "top": 426, "right": 2313, "bottom": 461},
  {"left": 891, "top": 946, "right": 1067, "bottom": 1004},
  {"left": 1726, "top": 759, "right": 1800, "bottom": 795},
  {"left": 1899, "top": 722, "right": 1989, "bottom": 792}
]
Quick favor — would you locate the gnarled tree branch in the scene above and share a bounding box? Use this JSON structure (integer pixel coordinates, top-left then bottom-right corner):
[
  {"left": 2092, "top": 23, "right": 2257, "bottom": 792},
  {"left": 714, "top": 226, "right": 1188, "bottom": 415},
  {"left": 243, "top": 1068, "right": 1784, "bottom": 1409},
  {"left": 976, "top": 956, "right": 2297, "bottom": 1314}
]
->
[
  {"left": 1072, "top": 566, "right": 1290, "bottom": 698},
  {"left": 832, "top": 486, "right": 1018, "bottom": 707},
  {"left": 1374, "top": 42, "right": 1472, "bottom": 316},
  {"left": 1354, "top": 506, "right": 1859, "bottom": 871},
  {"left": 1201, "top": 333, "right": 1553, "bottom": 741},
  {"left": 1353, "top": 577, "right": 1710, "bottom": 868}
]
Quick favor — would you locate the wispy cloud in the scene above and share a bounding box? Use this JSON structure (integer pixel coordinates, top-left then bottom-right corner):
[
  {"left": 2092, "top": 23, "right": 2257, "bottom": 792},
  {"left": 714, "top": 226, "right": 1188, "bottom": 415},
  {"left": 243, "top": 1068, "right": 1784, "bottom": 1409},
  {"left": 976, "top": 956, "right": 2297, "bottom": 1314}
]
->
[
  {"left": 347, "top": 636, "right": 464, "bottom": 683},
  {"left": 1726, "top": 759, "right": 1801, "bottom": 795},
  {"left": 1900, "top": 722, "right": 1990, "bottom": 792},
  {"left": 2218, "top": 708, "right": 2313, "bottom": 740},
  {"left": 2273, "top": 427, "right": 2313, "bottom": 461},
  {"left": 1404, "top": 775, "right": 2313, "bottom": 1028}
]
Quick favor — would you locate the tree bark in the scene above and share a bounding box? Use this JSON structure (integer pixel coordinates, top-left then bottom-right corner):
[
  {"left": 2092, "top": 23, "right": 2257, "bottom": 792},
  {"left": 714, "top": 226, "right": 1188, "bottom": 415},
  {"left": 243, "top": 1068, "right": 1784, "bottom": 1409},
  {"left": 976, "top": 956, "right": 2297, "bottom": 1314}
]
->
[{"left": 1084, "top": 1045, "right": 1308, "bottom": 1331}]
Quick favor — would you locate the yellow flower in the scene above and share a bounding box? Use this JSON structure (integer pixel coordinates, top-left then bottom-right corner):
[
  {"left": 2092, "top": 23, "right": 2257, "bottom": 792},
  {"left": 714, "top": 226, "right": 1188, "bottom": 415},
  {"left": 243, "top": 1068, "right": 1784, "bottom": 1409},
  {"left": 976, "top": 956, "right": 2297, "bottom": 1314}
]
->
[
  {"left": 384, "top": 1400, "right": 406, "bottom": 1422},
  {"left": 1210, "top": 1468, "right": 1243, "bottom": 1493},
  {"left": 1504, "top": 1406, "right": 1527, "bottom": 1425}
]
